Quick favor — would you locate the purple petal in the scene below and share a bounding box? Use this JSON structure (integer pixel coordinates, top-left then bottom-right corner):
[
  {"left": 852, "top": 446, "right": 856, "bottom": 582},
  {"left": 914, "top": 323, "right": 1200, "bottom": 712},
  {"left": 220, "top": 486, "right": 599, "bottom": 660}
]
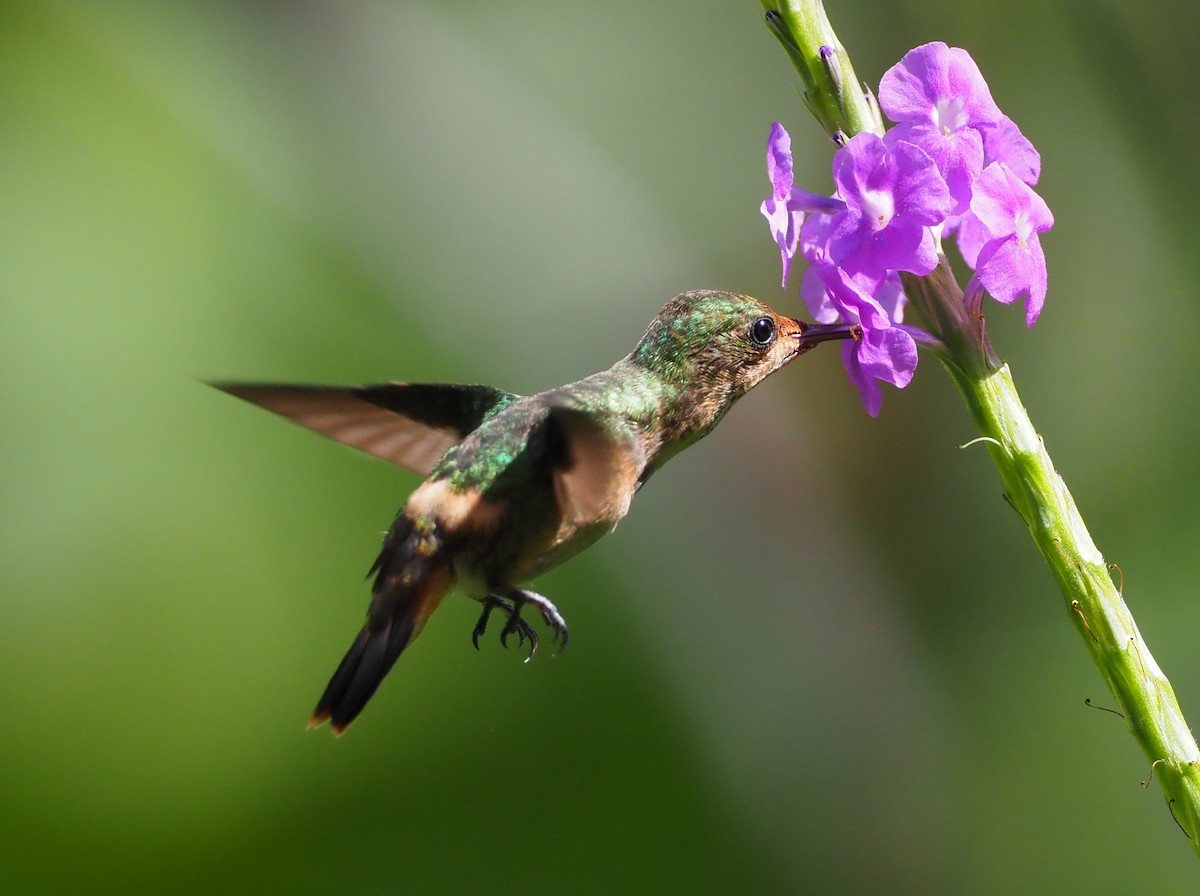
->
[
  {"left": 799, "top": 212, "right": 835, "bottom": 265},
  {"left": 889, "top": 140, "right": 956, "bottom": 225},
  {"left": 874, "top": 273, "right": 908, "bottom": 323},
  {"left": 945, "top": 209, "right": 991, "bottom": 269},
  {"left": 798, "top": 217, "right": 839, "bottom": 322},
  {"left": 816, "top": 264, "right": 891, "bottom": 329},
  {"left": 878, "top": 42, "right": 954, "bottom": 124},
  {"left": 831, "top": 132, "right": 892, "bottom": 210},
  {"left": 857, "top": 325, "right": 918, "bottom": 388},
  {"left": 843, "top": 218, "right": 939, "bottom": 277},
  {"left": 766, "top": 122, "right": 794, "bottom": 201},
  {"left": 976, "top": 232, "right": 1048, "bottom": 325},
  {"left": 841, "top": 327, "right": 918, "bottom": 417},
  {"left": 760, "top": 195, "right": 804, "bottom": 286},
  {"left": 800, "top": 263, "right": 842, "bottom": 324},
  {"left": 980, "top": 115, "right": 1040, "bottom": 185},
  {"left": 887, "top": 121, "right": 983, "bottom": 216},
  {"left": 971, "top": 162, "right": 1053, "bottom": 239},
  {"left": 843, "top": 341, "right": 885, "bottom": 417},
  {"left": 762, "top": 123, "right": 801, "bottom": 287},
  {"left": 879, "top": 42, "right": 1003, "bottom": 129}
]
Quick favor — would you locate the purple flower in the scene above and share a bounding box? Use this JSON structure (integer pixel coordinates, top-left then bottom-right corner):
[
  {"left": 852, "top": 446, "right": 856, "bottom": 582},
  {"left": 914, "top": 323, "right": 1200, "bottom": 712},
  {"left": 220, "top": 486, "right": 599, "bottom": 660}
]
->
[
  {"left": 827, "top": 133, "right": 951, "bottom": 279},
  {"left": 756, "top": 41, "right": 1051, "bottom": 416},
  {"left": 969, "top": 162, "right": 1054, "bottom": 325},
  {"left": 761, "top": 123, "right": 846, "bottom": 287},
  {"left": 879, "top": 42, "right": 1004, "bottom": 215},
  {"left": 816, "top": 265, "right": 918, "bottom": 417}
]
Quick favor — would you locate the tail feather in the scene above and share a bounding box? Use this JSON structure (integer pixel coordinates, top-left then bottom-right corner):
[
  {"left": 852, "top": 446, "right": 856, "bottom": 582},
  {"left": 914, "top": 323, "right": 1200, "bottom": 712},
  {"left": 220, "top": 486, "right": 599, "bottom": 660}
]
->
[{"left": 310, "top": 516, "right": 450, "bottom": 733}]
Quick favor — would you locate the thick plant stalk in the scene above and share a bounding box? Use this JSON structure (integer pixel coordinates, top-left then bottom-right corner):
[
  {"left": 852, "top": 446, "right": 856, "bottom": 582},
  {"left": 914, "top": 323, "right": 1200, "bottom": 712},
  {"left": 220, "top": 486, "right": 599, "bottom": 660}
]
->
[
  {"left": 762, "top": 0, "right": 1200, "bottom": 850},
  {"left": 907, "top": 265, "right": 1200, "bottom": 849}
]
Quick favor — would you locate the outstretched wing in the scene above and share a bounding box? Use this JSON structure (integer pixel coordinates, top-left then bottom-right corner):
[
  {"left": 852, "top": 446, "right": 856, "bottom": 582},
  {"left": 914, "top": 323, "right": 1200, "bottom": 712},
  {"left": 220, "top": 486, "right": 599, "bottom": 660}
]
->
[{"left": 213, "top": 382, "right": 519, "bottom": 476}]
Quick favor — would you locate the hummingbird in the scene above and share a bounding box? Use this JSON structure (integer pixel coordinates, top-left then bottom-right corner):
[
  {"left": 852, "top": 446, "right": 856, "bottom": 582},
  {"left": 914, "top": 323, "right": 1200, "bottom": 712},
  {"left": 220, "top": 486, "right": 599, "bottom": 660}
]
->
[{"left": 215, "top": 290, "right": 858, "bottom": 733}]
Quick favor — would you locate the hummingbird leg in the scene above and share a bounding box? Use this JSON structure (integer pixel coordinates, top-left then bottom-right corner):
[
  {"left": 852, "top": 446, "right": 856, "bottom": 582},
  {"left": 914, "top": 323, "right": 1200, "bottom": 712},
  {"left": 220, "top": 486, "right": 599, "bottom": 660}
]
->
[
  {"left": 472, "top": 594, "right": 539, "bottom": 657},
  {"left": 505, "top": 588, "right": 569, "bottom": 655}
]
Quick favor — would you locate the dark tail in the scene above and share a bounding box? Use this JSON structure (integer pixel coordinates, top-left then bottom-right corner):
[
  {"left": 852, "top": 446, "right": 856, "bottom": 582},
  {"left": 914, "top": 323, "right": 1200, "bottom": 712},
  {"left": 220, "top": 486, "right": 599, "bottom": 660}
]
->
[{"left": 310, "top": 515, "right": 452, "bottom": 734}]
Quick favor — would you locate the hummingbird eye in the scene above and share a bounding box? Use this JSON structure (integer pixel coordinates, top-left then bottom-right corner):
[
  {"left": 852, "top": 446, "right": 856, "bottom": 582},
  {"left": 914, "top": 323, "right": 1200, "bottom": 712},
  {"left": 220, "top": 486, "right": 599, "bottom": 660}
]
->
[{"left": 749, "top": 316, "right": 776, "bottom": 348}]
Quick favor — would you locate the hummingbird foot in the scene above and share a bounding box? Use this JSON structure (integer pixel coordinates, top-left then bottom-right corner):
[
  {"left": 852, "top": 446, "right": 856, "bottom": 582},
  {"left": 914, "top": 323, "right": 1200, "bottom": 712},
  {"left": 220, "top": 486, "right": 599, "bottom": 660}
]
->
[
  {"left": 505, "top": 588, "right": 569, "bottom": 658},
  {"left": 472, "top": 595, "right": 539, "bottom": 657}
]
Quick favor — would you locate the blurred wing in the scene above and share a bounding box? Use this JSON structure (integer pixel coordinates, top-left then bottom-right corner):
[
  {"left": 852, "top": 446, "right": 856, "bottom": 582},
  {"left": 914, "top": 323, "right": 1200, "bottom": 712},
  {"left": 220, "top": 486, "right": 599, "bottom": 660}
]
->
[
  {"left": 213, "top": 382, "right": 519, "bottom": 476},
  {"left": 545, "top": 402, "right": 646, "bottom": 526}
]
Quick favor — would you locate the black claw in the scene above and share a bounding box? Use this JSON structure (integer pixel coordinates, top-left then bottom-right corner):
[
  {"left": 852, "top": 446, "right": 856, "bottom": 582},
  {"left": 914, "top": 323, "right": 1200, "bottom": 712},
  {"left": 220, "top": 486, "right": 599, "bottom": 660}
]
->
[
  {"left": 472, "top": 596, "right": 509, "bottom": 650},
  {"left": 500, "top": 605, "right": 538, "bottom": 658},
  {"left": 520, "top": 623, "right": 538, "bottom": 658},
  {"left": 499, "top": 609, "right": 517, "bottom": 648},
  {"left": 473, "top": 593, "right": 539, "bottom": 657}
]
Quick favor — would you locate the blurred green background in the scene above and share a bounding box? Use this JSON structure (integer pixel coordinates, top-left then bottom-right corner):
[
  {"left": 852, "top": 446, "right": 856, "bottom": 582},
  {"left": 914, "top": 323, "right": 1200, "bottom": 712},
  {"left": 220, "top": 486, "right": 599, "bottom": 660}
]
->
[{"left": 3, "top": 0, "right": 1199, "bottom": 892}]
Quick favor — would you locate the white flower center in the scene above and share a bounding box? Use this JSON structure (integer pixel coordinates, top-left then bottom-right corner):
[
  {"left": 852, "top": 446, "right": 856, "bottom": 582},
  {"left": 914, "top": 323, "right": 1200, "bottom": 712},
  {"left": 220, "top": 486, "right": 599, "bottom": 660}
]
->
[
  {"left": 933, "top": 97, "right": 968, "bottom": 135},
  {"left": 1013, "top": 209, "right": 1032, "bottom": 246},
  {"left": 860, "top": 189, "right": 894, "bottom": 230}
]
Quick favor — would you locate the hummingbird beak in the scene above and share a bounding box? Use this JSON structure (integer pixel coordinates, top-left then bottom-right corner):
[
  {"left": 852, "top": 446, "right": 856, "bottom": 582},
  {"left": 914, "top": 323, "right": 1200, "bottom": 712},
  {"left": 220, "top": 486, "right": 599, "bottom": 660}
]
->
[{"left": 790, "top": 319, "right": 863, "bottom": 356}]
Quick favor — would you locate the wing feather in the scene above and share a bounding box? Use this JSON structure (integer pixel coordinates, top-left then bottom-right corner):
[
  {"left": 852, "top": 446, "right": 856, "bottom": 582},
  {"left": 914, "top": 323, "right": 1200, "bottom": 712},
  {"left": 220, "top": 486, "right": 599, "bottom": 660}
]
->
[
  {"left": 213, "top": 382, "right": 518, "bottom": 476},
  {"left": 545, "top": 402, "right": 646, "bottom": 527}
]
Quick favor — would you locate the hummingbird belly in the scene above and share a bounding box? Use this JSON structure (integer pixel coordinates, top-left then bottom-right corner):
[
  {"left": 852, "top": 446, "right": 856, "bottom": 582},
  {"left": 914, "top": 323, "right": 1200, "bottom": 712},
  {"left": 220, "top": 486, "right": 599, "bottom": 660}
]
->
[{"left": 403, "top": 475, "right": 569, "bottom": 598}]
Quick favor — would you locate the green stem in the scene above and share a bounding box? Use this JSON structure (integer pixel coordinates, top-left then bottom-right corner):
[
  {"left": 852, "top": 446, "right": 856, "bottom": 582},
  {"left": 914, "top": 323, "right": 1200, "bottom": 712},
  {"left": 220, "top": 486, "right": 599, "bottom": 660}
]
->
[
  {"left": 906, "top": 263, "right": 1200, "bottom": 850},
  {"left": 766, "top": 0, "right": 1200, "bottom": 852},
  {"left": 761, "top": 0, "right": 883, "bottom": 140},
  {"left": 959, "top": 344, "right": 1200, "bottom": 850}
]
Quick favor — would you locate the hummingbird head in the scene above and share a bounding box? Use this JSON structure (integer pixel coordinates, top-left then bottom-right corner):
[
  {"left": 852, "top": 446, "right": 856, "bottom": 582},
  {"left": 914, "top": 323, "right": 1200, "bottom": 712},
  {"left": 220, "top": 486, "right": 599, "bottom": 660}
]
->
[{"left": 631, "top": 290, "right": 858, "bottom": 397}]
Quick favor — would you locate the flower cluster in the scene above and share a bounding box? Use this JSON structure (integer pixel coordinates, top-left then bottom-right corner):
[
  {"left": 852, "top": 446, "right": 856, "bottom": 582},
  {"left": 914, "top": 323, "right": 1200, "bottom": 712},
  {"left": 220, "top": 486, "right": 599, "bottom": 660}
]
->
[{"left": 761, "top": 42, "right": 1053, "bottom": 416}]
